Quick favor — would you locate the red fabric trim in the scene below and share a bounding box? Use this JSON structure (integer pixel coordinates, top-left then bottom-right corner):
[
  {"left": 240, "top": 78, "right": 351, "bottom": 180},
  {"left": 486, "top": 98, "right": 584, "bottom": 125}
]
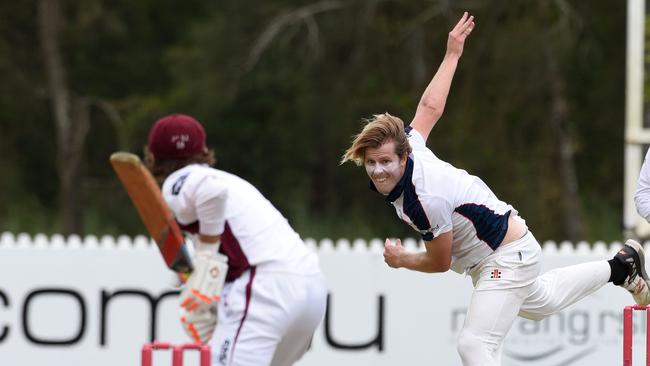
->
[{"left": 230, "top": 267, "right": 256, "bottom": 363}]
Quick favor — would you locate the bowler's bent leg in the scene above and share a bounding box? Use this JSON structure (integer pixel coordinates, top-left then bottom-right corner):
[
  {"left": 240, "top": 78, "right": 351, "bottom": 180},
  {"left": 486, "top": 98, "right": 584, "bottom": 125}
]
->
[
  {"left": 518, "top": 261, "right": 610, "bottom": 320},
  {"left": 458, "top": 288, "right": 527, "bottom": 366}
]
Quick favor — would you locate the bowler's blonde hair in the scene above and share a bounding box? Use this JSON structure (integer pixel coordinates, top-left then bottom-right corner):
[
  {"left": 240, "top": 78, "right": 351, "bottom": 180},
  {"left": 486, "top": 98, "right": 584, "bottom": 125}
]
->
[{"left": 341, "top": 113, "right": 412, "bottom": 166}]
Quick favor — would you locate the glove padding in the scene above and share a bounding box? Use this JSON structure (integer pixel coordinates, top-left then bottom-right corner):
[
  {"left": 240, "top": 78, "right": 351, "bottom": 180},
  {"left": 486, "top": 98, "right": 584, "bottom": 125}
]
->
[
  {"left": 180, "top": 251, "right": 229, "bottom": 312},
  {"left": 180, "top": 306, "right": 217, "bottom": 344}
]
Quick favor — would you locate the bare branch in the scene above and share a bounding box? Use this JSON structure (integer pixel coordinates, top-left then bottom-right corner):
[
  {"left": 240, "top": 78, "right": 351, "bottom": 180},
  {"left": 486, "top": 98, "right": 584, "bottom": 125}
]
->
[
  {"left": 305, "top": 14, "right": 320, "bottom": 57},
  {"left": 245, "top": 0, "right": 344, "bottom": 72},
  {"left": 89, "top": 98, "right": 127, "bottom": 150},
  {"left": 399, "top": 4, "right": 443, "bottom": 42},
  {"left": 38, "top": 0, "right": 70, "bottom": 146}
]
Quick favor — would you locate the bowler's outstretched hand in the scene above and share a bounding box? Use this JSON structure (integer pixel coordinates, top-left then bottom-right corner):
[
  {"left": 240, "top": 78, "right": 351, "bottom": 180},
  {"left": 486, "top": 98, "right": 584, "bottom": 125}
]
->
[{"left": 447, "top": 11, "right": 475, "bottom": 58}]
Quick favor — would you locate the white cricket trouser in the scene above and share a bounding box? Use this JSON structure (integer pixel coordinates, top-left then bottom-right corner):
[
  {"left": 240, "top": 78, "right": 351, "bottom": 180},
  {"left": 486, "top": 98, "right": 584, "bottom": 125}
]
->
[
  {"left": 210, "top": 267, "right": 328, "bottom": 366},
  {"left": 458, "top": 231, "right": 611, "bottom": 366}
]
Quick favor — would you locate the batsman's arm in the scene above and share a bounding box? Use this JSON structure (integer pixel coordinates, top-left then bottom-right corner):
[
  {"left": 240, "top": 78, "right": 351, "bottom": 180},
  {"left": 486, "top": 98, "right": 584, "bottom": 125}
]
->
[
  {"left": 178, "top": 180, "right": 229, "bottom": 319},
  {"left": 410, "top": 12, "right": 474, "bottom": 142},
  {"left": 383, "top": 232, "right": 452, "bottom": 273},
  {"left": 198, "top": 235, "right": 220, "bottom": 245},
  {"left": 194, "top": 234, "right": 221, "bottom": 257}
]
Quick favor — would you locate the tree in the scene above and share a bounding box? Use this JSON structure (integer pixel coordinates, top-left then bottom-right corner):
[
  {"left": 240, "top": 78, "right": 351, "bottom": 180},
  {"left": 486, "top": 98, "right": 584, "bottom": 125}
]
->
[{"left": 38, "top": 0, "right": 89, "bottom": 234}]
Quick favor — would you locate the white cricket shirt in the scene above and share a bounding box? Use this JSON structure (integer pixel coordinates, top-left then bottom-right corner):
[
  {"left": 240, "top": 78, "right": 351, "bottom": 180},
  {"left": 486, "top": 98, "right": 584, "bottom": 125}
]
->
[
  {"left": 162, "top": 164, "right": 320, "bottom": 281},
  {"left": 635, "top": 148, "right": 650, "bottom": 222},
  {"left": 379, "top": 128, "right": 524, "bottom": 274}
]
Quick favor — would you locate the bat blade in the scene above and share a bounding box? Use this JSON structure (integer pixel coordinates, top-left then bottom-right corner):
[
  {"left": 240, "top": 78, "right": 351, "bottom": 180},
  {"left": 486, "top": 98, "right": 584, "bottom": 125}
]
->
[{"left": 110, "top": 152, "right": 192, "bottom": 278}]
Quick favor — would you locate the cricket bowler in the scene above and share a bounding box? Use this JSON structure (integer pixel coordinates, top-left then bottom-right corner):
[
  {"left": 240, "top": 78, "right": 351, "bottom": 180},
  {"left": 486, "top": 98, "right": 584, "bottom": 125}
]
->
[{"left": 341, "top": 11, "right": 650, "bottom": 366}]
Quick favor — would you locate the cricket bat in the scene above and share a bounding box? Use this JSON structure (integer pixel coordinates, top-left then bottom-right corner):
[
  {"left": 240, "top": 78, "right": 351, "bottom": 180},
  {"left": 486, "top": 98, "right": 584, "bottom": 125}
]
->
[{"left": 110, "top": 152, "right": 193, "bottom": 281}]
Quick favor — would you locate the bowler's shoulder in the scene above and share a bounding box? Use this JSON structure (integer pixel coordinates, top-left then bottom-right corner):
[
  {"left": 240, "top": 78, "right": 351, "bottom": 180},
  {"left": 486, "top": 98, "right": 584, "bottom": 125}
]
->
[{"left": 406, "top": 126, "right": 426, "bottom": 148}]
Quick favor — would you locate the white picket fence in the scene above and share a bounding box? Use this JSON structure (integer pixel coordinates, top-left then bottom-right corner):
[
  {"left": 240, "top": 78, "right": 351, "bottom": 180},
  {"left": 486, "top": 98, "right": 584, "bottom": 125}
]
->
[{"left": 0, "top": 231, "right": 629, "bottom": 255}]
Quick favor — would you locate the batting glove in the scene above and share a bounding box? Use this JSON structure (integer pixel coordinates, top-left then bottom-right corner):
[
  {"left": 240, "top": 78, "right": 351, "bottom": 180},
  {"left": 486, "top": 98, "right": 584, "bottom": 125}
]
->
[
  {"left": 180, "top": 306, "right": 217, "bottom": 344},
  {"left": 179, "top": 251, "right": 228, "bottom": 312}
]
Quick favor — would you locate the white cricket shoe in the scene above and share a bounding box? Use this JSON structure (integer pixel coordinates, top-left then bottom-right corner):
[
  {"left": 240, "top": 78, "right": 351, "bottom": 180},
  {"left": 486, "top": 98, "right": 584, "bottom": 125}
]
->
[{"left": 615, "top": 239, "right": 650, "bottom": 306}]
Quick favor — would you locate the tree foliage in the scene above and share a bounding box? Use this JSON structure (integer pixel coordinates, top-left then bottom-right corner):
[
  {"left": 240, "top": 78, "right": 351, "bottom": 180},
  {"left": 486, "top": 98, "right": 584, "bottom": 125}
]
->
[{"left": 0, "top": 0, "right": 627, "bottom": 241}]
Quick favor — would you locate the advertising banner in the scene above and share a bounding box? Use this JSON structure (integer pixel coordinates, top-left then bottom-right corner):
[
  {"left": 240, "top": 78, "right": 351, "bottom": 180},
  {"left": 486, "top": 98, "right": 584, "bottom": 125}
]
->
[{"left": 0, "top": 234, "right": 644, "bottom": 365}]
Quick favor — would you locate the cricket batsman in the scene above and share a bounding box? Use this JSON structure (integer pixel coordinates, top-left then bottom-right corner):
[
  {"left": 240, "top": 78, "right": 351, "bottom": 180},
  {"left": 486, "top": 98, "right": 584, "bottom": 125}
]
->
[{"left": 145, "top": 114, "right": 327, "bottom": 366}]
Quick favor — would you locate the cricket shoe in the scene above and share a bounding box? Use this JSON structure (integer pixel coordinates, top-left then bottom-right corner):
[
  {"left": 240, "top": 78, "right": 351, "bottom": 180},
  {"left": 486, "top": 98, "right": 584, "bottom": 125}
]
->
[{"left": 615, "top": 239, "right": 650, "bottom": 306}]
